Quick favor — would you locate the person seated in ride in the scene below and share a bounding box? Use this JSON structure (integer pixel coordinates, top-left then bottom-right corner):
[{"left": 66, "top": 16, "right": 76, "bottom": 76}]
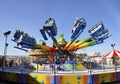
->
[
  {"left": 43, "top": 18, "right": 54, "bottom": 28},
  {"left": 71, "top": 18, "right": 86, "bottom": 39},
  {"left": 43, "top": 17, "right": 57, "bottom": 36}
]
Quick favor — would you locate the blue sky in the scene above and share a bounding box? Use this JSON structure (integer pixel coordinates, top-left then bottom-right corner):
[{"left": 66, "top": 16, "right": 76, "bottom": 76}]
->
[{"left": 0, "top": 0, "right": 120, "bottom": 56}]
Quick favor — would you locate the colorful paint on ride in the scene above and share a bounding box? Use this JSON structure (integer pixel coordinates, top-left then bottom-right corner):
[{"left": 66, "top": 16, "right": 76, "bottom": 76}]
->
[
  {"left": 64, "top": 18, "right": 86, "bottom": 50},
  {"left": 0, "top": 71, "right": 120, "bottom": 84},
  {"left": 12, "top": 18, "right": 111, "bottom": 57}
]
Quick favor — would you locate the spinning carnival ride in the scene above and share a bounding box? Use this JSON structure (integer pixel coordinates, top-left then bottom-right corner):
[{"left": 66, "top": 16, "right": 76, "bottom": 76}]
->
[{"left": 12, "top": 17, "right": 111, "bottom": 64}]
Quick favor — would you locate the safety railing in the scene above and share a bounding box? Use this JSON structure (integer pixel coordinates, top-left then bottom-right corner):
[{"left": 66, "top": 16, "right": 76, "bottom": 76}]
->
[{"left": 0, "top": 55, "right": 120, "bottom": 74}]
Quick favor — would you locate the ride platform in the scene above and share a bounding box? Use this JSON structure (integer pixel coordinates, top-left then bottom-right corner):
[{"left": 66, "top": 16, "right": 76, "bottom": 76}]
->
[{"left": 0, "top": 68, "right": 120, "bottom": 84}]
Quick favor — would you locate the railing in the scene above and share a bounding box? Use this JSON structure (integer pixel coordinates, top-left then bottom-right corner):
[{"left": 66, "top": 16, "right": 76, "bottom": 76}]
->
[{"left": 0, "top": 55, "right": 120, "bottom": 75}]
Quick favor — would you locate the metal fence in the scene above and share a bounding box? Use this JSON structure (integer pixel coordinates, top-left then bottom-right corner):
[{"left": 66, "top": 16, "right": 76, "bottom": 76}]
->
[{"left": 0, "top": 55, "right": 120, "bottom": 74}]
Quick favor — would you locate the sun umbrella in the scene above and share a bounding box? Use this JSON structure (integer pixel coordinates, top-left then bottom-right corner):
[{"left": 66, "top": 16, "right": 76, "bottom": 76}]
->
[{"left": 102, "top": 50, "right": 120, "bottom": 58}]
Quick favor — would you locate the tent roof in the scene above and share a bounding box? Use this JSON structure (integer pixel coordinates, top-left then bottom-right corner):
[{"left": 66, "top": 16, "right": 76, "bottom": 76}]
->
[{"left": 102, "top": 50, "right": 120, "bottom": 58}]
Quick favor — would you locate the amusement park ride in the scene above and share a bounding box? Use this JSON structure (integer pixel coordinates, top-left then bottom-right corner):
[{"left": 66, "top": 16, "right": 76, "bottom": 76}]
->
[{"left": 11, "top": 17, "right": 111, "bottom": 63}]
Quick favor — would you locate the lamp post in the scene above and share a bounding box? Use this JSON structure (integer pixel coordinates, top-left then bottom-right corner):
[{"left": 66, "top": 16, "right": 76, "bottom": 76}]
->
[
  {"left": 111, "top": 43, "right": 115, "bottom": 50},
  {"left": 111, "top": 43, "right": 117, "bottom": 72},
  {"left": 2, "top": 31, "right": 11, "bottom": 71}
]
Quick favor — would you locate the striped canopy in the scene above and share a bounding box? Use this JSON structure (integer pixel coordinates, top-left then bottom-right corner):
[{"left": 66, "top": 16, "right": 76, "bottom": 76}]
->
[{"left": 103, "top": 50, "right": 120, "bottom": 58}]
